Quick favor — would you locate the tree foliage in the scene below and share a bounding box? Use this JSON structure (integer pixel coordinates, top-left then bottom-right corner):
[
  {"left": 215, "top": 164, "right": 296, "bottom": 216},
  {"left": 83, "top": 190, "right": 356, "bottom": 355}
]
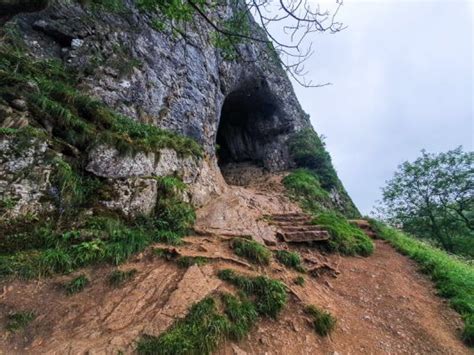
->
[{"left": 376, "top": 147, "right": 474, "bottom": 253}]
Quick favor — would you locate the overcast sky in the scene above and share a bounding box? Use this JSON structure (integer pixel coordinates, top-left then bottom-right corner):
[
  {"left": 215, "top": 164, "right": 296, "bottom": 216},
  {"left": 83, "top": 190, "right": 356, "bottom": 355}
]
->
[{"left": 286, "top": 0, "right": 473, "bottom": 215}]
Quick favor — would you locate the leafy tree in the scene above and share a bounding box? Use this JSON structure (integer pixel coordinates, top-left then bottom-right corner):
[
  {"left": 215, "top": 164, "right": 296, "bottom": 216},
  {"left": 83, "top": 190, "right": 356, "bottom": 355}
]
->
[{"left": 376, "top": 147, "right": 473, "bottom": 253}]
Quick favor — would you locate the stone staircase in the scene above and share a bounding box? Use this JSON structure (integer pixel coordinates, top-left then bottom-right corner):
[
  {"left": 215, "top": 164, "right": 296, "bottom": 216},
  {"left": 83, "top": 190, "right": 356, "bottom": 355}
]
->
[{"left": 270, "top": 212, "right": 330, "bottom": 244}]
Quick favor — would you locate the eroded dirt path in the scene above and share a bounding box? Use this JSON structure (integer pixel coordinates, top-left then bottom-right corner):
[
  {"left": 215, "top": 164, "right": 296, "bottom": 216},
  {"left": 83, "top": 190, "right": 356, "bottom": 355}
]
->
[
  {"left": 0, "top": 175, "right": 471, "bottom": 354},
  {"left": 220, "top": 239, "right": 470, "bottom": 355}
]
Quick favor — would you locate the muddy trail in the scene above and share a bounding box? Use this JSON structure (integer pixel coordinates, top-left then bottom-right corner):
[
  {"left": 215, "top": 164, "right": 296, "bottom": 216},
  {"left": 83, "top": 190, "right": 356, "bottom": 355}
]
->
[{"left": 0, "top": 175, "right": 471, "bottom": 354}]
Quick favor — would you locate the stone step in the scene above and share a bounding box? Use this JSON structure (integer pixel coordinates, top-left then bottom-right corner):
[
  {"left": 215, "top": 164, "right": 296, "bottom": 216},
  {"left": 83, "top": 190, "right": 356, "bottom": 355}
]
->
[
  {"left": 271, "top": 215, "right": 312, "bottom": 223},
  {"left": 279, "top": 225, "right": 327, "bottom": 232},
  {"left": 277, "top": 230, "right": 330, "bottom": 243}
]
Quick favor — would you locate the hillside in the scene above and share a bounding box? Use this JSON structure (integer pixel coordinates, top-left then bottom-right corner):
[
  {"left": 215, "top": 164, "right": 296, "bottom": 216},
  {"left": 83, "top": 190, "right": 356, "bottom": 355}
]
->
[{"left": 0, "top": 0, "right": 472, "bottom": 354}]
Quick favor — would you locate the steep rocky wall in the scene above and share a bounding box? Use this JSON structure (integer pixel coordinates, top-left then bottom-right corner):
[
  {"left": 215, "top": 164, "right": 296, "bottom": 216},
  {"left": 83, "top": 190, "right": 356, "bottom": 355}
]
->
[{"left": 0, "top": 0, "right": 358, "bottom": 217}]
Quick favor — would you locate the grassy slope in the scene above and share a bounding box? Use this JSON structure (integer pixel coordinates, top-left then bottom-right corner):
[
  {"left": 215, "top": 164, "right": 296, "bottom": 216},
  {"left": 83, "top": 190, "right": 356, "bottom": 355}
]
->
[
  {"left": 283, "top": 169, "right": 374, "bottom": 256},
  {"left": 370, "top": 220, "right": 474, "bottom": 346}
]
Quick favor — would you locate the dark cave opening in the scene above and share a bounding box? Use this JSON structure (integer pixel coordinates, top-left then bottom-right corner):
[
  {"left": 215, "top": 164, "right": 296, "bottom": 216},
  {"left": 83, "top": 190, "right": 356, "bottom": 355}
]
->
[{"left": 216, "top": 87, "right": 278, "bottom": 171}]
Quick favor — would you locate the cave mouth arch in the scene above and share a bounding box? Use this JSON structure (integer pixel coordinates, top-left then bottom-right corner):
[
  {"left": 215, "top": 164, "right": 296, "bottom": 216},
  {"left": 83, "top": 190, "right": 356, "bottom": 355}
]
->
[{"left": 216, "top": 84, "right": 280, "bottom": 184}]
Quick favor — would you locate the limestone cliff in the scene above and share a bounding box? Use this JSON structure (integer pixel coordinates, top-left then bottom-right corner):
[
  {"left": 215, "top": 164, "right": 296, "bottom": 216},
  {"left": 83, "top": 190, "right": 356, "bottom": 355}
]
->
[{"left": 0, "top": 0, "right": 358, "bottom": 219}]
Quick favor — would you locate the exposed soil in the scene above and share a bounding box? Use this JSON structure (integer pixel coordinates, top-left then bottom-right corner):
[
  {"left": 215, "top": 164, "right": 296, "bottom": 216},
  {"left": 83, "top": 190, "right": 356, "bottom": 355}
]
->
[{"left": 0, "top": 173, "right": 471, "bottom": 354}]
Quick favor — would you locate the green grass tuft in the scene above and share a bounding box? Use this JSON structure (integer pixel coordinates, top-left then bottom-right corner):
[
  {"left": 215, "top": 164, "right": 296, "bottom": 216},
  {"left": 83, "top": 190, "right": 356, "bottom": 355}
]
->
[
  {"left": 313, "top": 212, "right": 374, "bottom": 256},
  {"left": 217, "top": 269, "right": 287, "bottom": 318},
  {"left": 136, "top": 297, "right": 230, "bottom": 355},
  {"left": 230, "top": 238, "right": 271, "bottom": 265},
  {"left": 108, "top": 269, "right": 137, "bottom": 287},
  {"left": 305, "top": 305, "right": 336, "bottom": 336},
  {"left": 176, "top": 256, "right": 208, "bottom": 268},
  {"left": 370, "top": 220, "right": 474, "bottom": 347},
  {"left": 64, "top": 274, "right": 89, "bottom": 295},
  {"left": 221, "top": 293, "right": 258, "bottom": 341},
  {"left": 294, "top": 275, "right": 305, "bottom": 286},
  {"left": 275, "top": 250, "right": 305, "bottom": 272},
  {"left": 5, "top": 311, "right": 36, "bottom": 332}
]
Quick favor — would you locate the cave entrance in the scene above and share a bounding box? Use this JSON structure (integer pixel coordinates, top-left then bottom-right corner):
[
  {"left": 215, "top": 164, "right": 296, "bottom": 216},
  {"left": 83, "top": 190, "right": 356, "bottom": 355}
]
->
[{"left": 216, "top": 85, "right": 278, "bottom": 185}]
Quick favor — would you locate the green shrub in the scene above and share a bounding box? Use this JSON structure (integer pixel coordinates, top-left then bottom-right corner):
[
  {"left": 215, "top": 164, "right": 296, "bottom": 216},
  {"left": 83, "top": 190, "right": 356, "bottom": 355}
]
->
[
  {"left": 64, "top": 274, "right": 89, "bottom": 295},
  {"left": 371, "top": 220, "right": 474, "bottom": 346},
  {"left": 217, "top": 269, "right": 287, "bottom": 318},
  {"left": 275, "top": 250, "right": 305, "bottom": 272},
  {"left": 288, "top": 129, "right": 338, "bottom": 189},
  {"left": 230, "top": 238, "right": 271, "bottom": 265},
  {"left": 5, "top": 311, "right": 36, "bottom": 332},
  {"left": 294, "top": 276, "right": 305, "bottom": 286},
  {"left": 313, "top": 212, "right": 374, "bottom": 256},
  {"left": 305, "top": 305, "right": 336, "bottom": 336},
  {"left": 108, "top": 269, "right": 137, "bottom": 287}
]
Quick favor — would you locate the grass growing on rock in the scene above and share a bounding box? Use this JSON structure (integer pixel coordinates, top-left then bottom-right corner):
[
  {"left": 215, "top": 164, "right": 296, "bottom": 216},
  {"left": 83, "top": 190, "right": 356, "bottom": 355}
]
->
[
  {"left": 230, "top": 237, "right": 271, "bottom": 265},
  {"left": 0, "top": 44, "right": 202, "bottom": 159},
  {"left": 313, "top": 212, "right": 374, "bottom": 257},
  {"left": 0, "top": 177, "right": 196, "bottom": 279},
  {"left": 64, "top": 274, "right": 89, "bottom": 295},
  {"left": 275, "top": 250, "right": 305, "bottom": 272},
  {"left": 108, "top": 269, "right": 137, "bottom": 287},
  {"left": 305, "top": 305, "right": 336, "bottom": 336},
  {"left": 176, "top": 256, "right": 208, "bottom": 268},
  {"left": 370, "top": 220, "right": 474, "bottom": 346},
  {"left": 217, "top": 269, "right": 287, "bottom": 318},
  {"left": 137, "top": 293, "right": 259, "bottom": 355},
  {"left": 5, "top": 311, "right": 36, "bottom": 332},
  {"left": 294, "top": 275, "right": 305, "bottom": 286}
]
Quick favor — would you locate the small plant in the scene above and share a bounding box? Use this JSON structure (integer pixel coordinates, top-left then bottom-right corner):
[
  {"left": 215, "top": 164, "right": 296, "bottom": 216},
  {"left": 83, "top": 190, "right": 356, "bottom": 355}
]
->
[
  {"left": 230, "top": 238, "right": 271, "bottom": 265},
  {"left": 221, "top": 293, "right": 258, "bottom": 341},
  {"left": 217, "top": 269, "right": 287, "bottom": 318},
  {"left": 275, "top": 250, "right": 305, "bottom": 272},
  {"left": 294, "top": 276, "right": 305, "bottom": 286},
  {"left": 136, "top": 297, "right": 230, "bottom": 354},
  {"left": 176, "top": 256, "right": 208, "bottom": 268},
  {"left": 64, "top": 274, "right": 89, "bottom": 295},
  {"left": 305, "top": 305, "right": 336, "bottom": 336},
  {"left": 108, "top": 269, "right": 137, "bottom": 287},
  {"left": 5, "top": 311, "right": 36, "bottom": 332}
]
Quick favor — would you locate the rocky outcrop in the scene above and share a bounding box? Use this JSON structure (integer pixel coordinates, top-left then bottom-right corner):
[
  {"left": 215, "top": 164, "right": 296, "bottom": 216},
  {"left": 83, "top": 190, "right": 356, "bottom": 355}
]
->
[
  {"left": 0, "top": 0, "right": 358, "bottom": 217},
  {"left": 0, "top": 134, "right": 54, "bottom": 217}
]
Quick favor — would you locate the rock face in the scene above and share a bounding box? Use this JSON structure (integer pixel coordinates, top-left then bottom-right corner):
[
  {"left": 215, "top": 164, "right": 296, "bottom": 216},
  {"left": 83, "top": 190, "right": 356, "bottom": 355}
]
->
[
  {"left": 0, "top": 134, "right": 54, "bottom": 217},
  {"left": 0, "top": 0, "right": 357, "bottom": 216},
  {"left": 11, "top": 1, "right": 307, "bottom": 166}
]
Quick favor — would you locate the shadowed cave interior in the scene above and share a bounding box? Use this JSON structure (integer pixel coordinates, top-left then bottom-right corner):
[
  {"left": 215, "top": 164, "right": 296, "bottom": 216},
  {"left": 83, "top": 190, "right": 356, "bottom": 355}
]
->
[{"left": 216, "top": 86, "right": 281, "bottom": 185}]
